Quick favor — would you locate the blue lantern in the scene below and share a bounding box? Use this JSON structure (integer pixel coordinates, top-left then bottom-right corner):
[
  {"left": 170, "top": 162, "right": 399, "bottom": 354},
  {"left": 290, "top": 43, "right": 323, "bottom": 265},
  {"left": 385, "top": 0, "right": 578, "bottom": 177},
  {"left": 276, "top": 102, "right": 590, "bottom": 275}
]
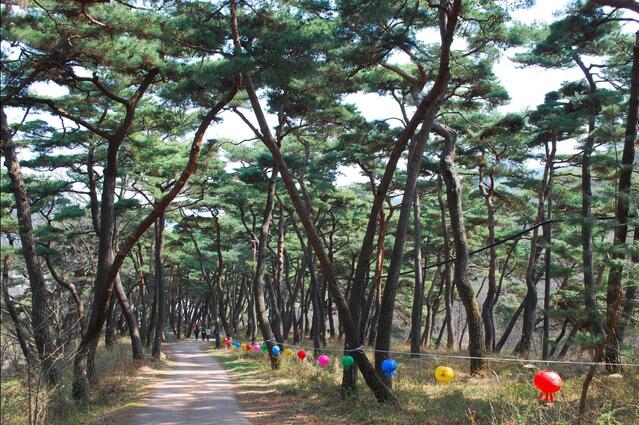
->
[
  {"left": 271, "top": 345, "right": 281, "bottom": 356},
  {"left": 381, "top": 359, "right": 398, "bottom": 377}
]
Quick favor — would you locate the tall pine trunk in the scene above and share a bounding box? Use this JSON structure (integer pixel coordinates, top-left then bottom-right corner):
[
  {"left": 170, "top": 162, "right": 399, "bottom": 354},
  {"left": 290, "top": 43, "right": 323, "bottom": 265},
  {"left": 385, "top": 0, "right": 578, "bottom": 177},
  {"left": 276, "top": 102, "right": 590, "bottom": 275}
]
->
[
  {"left": 436, "top": 122, "right": 486, "bottom": 374},
  {"left": 1, "top": 109, "right": 61, "bottom": 386},
  {"left": 518, "top": 140, "right": 555, "bottom": 355},
  {"left": 604, "top": 31, "right": 638, "bottom": 371},
  {"left": 253, "top": 168, "right": 282, "bottom": 369},
  {"left": 479, "top": 167, "right": 497, "bottom": 350},
  {"left": 410, "top": 193, "right": 424, "bottom": 355},
  {"left": 437, "top": 175, "right": 455, "bottom": 349},
  {"left": 152, "top": 213, "right": 166, "bottom": 359},
  {"left": 573, "top": 54, "right": 605, "bottom": 338}
]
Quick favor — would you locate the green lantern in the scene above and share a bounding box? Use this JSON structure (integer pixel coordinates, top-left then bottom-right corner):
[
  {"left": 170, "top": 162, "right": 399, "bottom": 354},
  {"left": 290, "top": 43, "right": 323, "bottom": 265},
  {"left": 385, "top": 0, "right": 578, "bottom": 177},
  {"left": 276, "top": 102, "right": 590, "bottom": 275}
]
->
[
  {"left": 261, "top": 343, "right": 268, "bottom": 352},
  {"left": 341, "top": 355, "right": 354, "bottom": 369}
]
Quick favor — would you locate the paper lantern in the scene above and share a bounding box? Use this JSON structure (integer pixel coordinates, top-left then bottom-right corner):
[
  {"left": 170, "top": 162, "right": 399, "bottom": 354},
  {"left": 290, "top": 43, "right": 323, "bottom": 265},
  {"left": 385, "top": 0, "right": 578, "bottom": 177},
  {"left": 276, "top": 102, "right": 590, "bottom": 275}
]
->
[
  {"left": 261, "top": 343, "right": 268, "bottom": 352},
  {"left": 240, "top": 343, "right": 246, "bottom": 351},
  {"left": 283, "top": 348, "right": 293, "bottom": 358},
  {"left": 253, "top": 344, "right": 261, "bottom": 352},
  {"left": 246, "top": 343, "right": 252, "bottom": 352},
  {"left": 225, "top": 338, "right": 231, "bottom": 347},
  {"left": 271, "top": 345, "right": 281, "bottom": 356},
  {"left": 296, "top": 349, "right": 307, "bottom": 361},
  {"left": 534, "top": 370, "right": 563, "bottom": 402},
  {"left": 381, "top": 359, "right": 398, "bottom": 377},
  {"left": 341, "top": 355, "right": 354, "bottom": 369},
  {"left": 435, "top": 366, "right": 455, "bottom": 383},
  {"left": 317, "top": 354, "right": 330, "bottom": 368}
]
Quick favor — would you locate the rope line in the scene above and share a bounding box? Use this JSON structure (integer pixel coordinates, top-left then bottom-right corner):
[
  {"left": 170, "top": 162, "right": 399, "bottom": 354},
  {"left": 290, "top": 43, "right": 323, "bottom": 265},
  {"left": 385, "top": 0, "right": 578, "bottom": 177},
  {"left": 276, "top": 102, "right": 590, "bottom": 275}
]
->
[{"left": 228, "top": 337, "right": 639, "bottom": 368}]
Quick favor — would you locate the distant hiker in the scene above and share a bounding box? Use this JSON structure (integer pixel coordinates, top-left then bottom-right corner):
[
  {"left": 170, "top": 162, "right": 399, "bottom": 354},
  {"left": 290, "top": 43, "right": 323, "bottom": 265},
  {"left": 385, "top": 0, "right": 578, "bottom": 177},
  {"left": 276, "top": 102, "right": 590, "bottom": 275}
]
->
[
  {"left": 214, "top": 329, "right": 222, "bottom": 348},
  {"left": 194, "top": 325, "right": 200, "bottom": 341},
  {"left": 201, "top": 327, "right": 207, "bottom": 341},
  {"left": 206, "top": 328, "right": 211, "bottom": 342}
]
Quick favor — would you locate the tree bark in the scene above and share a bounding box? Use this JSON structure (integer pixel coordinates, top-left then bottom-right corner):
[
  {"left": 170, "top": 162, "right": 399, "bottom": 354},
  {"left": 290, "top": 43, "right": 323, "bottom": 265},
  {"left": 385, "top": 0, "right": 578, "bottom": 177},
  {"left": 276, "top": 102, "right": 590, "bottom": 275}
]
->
[
  {"left": 72, "top": 68, "right": 237, "bottom": 400},
  {"left": 518, "top": 140, "right": 555, "bottom": 355},
  {"left": 478, "top": 166, "right": 497, "bottom": 350},
  {"left": 573, "top": 53, "right": 605, "bottom": 338},
  {"left": 1, "top": 251, "right": 32, "bottom": 364},
  {"left": 253, "top": 168, "right": 282, "bottom": 369},
  {"left": 113, "top": 274, "right": 144, "bottom": 359},
  {"left": 604, "top": 31, "right": 638, "bottom": 372},
  {"left": 152, "top": 213, "right": 166, "bottom": 359},
  {"left": 374, "top": 0, "right": 460, "bottom": 384},
  {"left": 410, "top": 193, "right": 425, "bottom": 355},
  {"left": 542, "top": 161, "right": 553, "bottom": 360},
  {"left": 1, "top": 108, "right": 60, "bottom": 385},
  {"left": 436, "top": 122, "right": 486, "bottom": 374},
  {"left": 437, "top": 175, "right": 455, "bottom": 349},
  {"left": 105, "top": 292, "right": 117, "bottom": 346}
]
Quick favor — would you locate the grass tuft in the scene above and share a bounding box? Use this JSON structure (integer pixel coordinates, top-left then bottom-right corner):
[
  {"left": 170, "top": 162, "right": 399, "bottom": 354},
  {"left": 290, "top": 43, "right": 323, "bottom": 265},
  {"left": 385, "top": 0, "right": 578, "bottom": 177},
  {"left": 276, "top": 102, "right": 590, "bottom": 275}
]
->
[
  {"left": 1, "top": 338, "right": 162, "bottom": 425},
  {"left": 209, "top": 340, "right": 639, "bottom": 425}
]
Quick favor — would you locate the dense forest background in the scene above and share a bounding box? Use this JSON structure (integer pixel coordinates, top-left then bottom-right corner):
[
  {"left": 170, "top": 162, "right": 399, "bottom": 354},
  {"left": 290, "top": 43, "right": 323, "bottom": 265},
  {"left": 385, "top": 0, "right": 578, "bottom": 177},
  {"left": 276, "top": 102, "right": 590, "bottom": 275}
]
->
[{"left": 1, "top": 0, "right": 637, "bottom": 423}]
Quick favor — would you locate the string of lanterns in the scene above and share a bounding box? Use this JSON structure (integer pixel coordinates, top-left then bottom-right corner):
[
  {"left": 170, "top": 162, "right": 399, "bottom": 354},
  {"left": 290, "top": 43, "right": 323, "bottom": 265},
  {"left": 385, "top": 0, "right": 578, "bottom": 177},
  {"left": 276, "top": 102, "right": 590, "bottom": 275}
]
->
[{"left": 221, "top": 337, "right": 568, "bottom": 402}]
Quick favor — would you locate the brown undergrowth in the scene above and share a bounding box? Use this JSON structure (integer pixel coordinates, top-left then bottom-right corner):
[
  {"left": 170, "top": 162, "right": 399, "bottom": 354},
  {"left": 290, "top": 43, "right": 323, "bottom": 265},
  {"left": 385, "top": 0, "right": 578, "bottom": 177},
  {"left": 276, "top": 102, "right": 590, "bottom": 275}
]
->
[
  {"left": 0, "top": 338, "right": 166, "bottom": 425},
  {"left": 209, "top": 339, "right": 639, "bottom": 425}
]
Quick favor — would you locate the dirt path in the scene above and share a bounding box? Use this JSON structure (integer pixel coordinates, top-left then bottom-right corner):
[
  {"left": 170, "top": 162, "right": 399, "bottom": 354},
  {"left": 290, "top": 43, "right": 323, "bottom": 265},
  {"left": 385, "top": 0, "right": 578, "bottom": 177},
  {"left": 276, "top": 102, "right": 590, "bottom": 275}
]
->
[{"left": 128, "top": 341, "right": 252, "bottom": 425}]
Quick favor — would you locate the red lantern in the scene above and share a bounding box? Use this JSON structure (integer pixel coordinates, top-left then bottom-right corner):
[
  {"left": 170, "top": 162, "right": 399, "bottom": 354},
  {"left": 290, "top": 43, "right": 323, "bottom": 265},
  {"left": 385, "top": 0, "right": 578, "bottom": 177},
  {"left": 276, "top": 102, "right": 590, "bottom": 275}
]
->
[
  {"left": 534, "top": 370, "right": 563, "bottom": 402},
  {"left": 296, "top": 349, "right": 307, "bottom": 361},
  {"left": 246, "top": 343, "right": 252, "bottom": 352}
]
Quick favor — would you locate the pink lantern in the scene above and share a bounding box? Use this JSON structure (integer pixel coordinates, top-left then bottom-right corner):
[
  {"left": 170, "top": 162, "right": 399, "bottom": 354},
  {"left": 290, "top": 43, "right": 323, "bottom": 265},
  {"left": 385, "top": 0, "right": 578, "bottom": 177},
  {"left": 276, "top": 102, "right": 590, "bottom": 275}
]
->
[
  {"left": 253, "top": 344, "right": 261, "bottom": 352},
  {"left": 225, "top": 338, "right": 231, "bottom": 346},
  {"left": 317, "top": 354, "right": 330, "bottom": 368}
]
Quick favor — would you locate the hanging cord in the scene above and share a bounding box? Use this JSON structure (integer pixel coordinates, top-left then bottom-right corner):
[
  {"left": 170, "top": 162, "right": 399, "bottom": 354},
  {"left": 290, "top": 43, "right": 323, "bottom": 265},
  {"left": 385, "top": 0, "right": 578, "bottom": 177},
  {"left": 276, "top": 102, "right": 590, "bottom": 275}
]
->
[{"left": 229, "top": 337, "right": 639, "bottom": 368}]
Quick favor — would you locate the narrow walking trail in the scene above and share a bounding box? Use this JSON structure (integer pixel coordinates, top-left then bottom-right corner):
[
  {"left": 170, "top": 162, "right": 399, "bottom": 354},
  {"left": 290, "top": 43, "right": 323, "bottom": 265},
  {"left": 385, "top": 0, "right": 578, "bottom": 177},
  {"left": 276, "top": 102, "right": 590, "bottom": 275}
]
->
[{"left": 128, "top": 341, "right": 251, "bottom": 425}]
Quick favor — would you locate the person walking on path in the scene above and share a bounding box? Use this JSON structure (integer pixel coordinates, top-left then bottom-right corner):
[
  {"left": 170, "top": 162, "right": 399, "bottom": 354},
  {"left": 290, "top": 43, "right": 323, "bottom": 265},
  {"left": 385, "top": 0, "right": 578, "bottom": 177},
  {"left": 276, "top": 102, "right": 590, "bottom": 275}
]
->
[
  {"left": 206, "top": 328, "right": 211, "bottom": 342},
  {"left": 194, "top": 325, "right": 200, "bottom": 341},
  {"left": 201, "top": 327, "right": 207, "bottom": 341},
  {"left": 214, "top": 329, "right": 222, "bottom": 348}
]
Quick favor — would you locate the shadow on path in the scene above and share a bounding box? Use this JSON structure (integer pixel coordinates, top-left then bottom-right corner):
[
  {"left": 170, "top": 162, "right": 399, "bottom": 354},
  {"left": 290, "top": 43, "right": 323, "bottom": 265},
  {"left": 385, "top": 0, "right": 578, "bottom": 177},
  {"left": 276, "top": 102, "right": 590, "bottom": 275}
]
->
[{"left": 128, "top": 341, "right": 252, "bottom": 425}]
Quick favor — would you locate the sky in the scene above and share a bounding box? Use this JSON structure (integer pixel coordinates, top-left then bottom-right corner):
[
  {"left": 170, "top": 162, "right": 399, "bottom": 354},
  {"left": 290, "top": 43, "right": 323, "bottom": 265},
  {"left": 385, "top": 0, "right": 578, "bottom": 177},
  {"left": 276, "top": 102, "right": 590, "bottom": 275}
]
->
[
  {"left": 204, "top": 0, "right": 613, "bottom": 185},
  {"left": 5, "top": 0, "right": 636, "bottom": 186}
]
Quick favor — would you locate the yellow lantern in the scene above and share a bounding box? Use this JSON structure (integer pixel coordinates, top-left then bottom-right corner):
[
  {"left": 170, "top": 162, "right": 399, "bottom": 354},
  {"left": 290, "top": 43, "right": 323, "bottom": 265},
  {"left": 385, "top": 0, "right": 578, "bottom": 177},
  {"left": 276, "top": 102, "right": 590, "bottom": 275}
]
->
[
  {"left": 240, "top": 343, "right": 246, "bottom": 351},
  {"left": 283, "top": 348, "right": 293, "bottom": 358},
  {"left": 435, "top": 366, "right": 455, "bottom": 384}
]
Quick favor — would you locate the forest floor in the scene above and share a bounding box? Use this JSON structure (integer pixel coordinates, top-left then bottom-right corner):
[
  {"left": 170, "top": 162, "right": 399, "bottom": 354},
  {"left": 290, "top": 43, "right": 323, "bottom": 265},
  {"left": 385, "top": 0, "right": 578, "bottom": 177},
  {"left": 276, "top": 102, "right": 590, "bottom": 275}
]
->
[
  {"left": 208, "top": 340, "right": 639, "bottom": 425},
  {"left": 0, "top": 338, "right": 166, "bottom": 425}
]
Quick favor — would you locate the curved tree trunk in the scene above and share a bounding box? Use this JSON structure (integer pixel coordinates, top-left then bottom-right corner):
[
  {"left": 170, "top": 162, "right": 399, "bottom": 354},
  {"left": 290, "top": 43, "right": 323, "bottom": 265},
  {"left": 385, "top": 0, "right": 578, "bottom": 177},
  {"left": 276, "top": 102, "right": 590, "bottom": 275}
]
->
[
  {"left": 479, "top": 167, "right": 497, "bottom": 351},
  {"left": 72, "top": 69, "right": 236, "bottom": 400},
  {"left": 436, "top": 122, "right": 486, "bottom": 374},
  {"left": 518, "top": 140, "right": 555, "bottom": 355},
  {"left": 374, "top": 0, "right": 461, "bottom": 383},
  {"left": 253, "top": 168, "right": 283, "bottom": 369},
  {"left": 2, "top": 251, "right": 32, "bottom": 365},
  {"left": 437, "top": 175, "right": 455, "bottom": 349},
  {"left": 1, "top": 108, "right": 60, "bottom": 386},
  {"left": 114, "top": 274, "right": 144, "bottom": 359}
]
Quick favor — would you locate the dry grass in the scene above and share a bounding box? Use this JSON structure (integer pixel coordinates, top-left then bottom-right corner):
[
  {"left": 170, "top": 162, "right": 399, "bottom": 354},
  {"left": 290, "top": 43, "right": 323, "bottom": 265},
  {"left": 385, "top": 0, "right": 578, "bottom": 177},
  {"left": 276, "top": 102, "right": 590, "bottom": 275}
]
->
[
  {"left": 210, "top": 340, "right": 639, "bottom": 425},
  {"left": 0, "top": 338, "right": 165, "bottom": 425}
]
